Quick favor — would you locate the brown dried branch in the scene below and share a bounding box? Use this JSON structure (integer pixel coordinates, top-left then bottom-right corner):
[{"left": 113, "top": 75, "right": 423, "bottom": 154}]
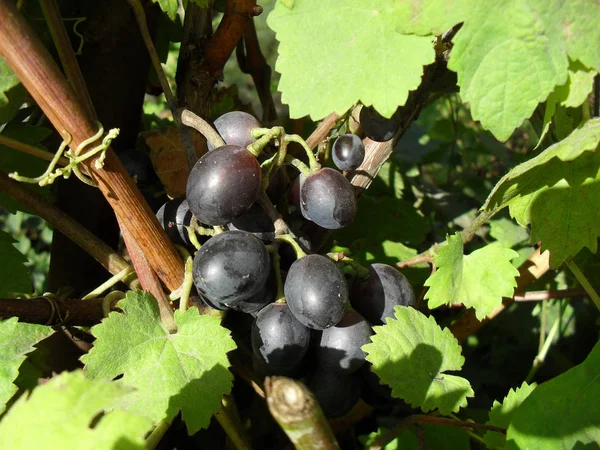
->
[
  {"left": 237, "top": 18, "right": 277, "bottom": 122},
  {"left": 0, "top": 296, "right": 115, "bottom": 326},
  {"left": 0, "top": 172, "right": 130, "bottom": 277},
  {"left": 0, "top": 0, "right": 184, "bottom": 292}
]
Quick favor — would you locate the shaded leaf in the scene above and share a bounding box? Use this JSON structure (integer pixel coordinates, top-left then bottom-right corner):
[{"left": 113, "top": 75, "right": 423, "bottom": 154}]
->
[
  {"left": 364, "top": 306, "right": 474, "bottom": 415},
  {"left": 82, "top": 291, "right": 236, "bottom": 434}
]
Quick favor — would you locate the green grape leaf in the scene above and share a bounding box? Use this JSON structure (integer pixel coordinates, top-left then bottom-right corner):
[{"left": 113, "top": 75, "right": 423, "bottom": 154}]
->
[
  {"left": 506, "top": 341, "right": 600, "bottom": 449},
  {"left": 0, "top": 230, "right": 32, "bottom": 297},
  {"left": 82, "top": 291, "right": 236, "bottom": 434},
  {"left": 372, "top": 0, "right": 600, "bottom": 140},
  {"left": 364, "top": 306, "right": 474, "bottom": 415},
  {"left": 394, "top": 0, "right": 468, "bottom": 36},
  {"left": 483, "top": 382, "right": 537, "bottom": 449},
  {"left": 0, "top": 370, "right": 152, "bottom": 449},
  {"left": 554, "top": 60, "right": 597, "bottom": 109},
  {"left": 449, "top": 2, "right": 568, "bottom": 140},
  {"left": 267, "top": 0, "right": 435, "bottom": 120},
  {"left": 489, "top": 217, "right": 529, "bottom": 249},
  {"left": 0, "top": 318, "right": 52, "bottom": 413},
  {"left": 424, "top": 234, "right": 519, "bottom": 319},
  {"left": 484, "top": 119, "right": 600, "bottom": 268},
  {"left": 151, "top": 0, "right": 178, "bottom": 20}
]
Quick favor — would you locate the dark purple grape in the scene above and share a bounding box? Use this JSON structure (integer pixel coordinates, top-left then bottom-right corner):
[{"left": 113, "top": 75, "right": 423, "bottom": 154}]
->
[
  {"left": 156, "top": 198, "right": 194, "bottom": 246},
  {"left": 192, "top": 231, "right": 270, "bottom": 306},
  {"left": 119, "top": 149, "right": 157, "bottom": 187},
  {"left": 308, "top": 367, "right": 361, "bottom": 418},
  {"left": 359, "top": 105, "right": 402, "bottom": 142},
  {"left": 351, "top": 264, "right": 415, "bottom": 325},
  {"left": 332, "top": 134, "right": 365, "bottom": 171},
  {"left": 299, "top": 168, "right": 356, "bottom": 229},
  {"left": 229, "top": 260, "right": 277, "bottom": 315},
  {"left": 228, "top": 204, "right": 275, "bottom": 242},
  {"left": 284, "top": 254, "right": 348, "bottom": 330},
  {"left": 317, "top": 311, "right": 373, "bottom": 374},
  {"left": 208, "top": 111, "right": 262, "bottom": 151},
  {"left": 186, "top": 145, "right": 261, "bottom": 225},
  {"left": 251, "top": 302, "right": 311, "bottom": 373}
]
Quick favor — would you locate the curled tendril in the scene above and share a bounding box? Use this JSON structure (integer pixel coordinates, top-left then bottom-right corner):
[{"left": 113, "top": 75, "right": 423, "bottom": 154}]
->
[{"left": 9, "top": 122, "right": 119, "bottom": 188}]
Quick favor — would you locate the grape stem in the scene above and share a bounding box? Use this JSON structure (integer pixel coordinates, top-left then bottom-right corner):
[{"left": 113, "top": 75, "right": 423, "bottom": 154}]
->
[
  {"left": 265, "top": 376, "right": 340, "bottom": 450},
  {"left": 326, "top": 253, "right": 370, "bottom": 279},
  {"left": 284, "top": 134, "right": 321, "bottom": 172},
  {"left": 248, "top": 126, "right": 284, "bottom": 157},
  {"left": 257, "top": 193, "right": 292, "bottom": 237},
  {"left": 284, "top": 155, "right": 311, "bottom": 176},
  {"left": 177, "top": 257, "right": 195, "bottom": 312},
  {"left": 268, "top": 244, "right": 285, "bottom": 300},
  {"left": 177, "top": 107, "right": 226, "bottom": 151},
  {"left": 276, "top": 234, "right": 307, "bottom": 259}
]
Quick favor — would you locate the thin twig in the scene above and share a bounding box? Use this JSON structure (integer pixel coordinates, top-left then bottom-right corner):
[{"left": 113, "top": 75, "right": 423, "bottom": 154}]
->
[
  {"left": 514, "top": 287, "right": 599, "bottom": 301},
  {"left": 0, "top": 172, "right": 130, "bottom": 277},
  {"left": 40, "top": 0, "right": 96, "bottom": 119},
  {"left": 214, "top": 395, "right": 252, "bottom": 450},
  {"left": 525, "top": 299, "right": 570, "bottom": 382},
  {"left": 126, "top": 0, "right": 197, "bottom": 169},
  {"left": 368, "top": 415, "right": 506, "bottom": 450},
  {"left": 237, "top": 18, "right": 277, "bottom": 122},
  {"left": 0, "top": 135, "right": 69, "bottom": 166},
  {"left": 566, "top": 259, "right": 600, "bottom": 312},
  {"left": 306, "top": 112, "right": 340, "bottom": 149}
]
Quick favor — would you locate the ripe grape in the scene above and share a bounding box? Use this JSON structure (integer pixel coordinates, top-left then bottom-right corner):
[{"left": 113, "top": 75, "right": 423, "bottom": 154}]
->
[
  {"left": 228, "top": 204, "right": 275, "bottom": 242},
  {"left": 229, "top": 260, "right": 277, "bottom": 315},
  {"left": 359, "top": 105, "right": 401, "bottom": 142},
  {"left": 186, "top": 145, "right": 261, "bottom": 225},
  {"left": 332, "top": 134, "right": 365, "bottom": 171},
  {"left": 251, "top": 302, "right": 311, "bottom": 373},
  {"left": 300, "top": 168, "right": 356, "bottom": 229},
  {"left": 351, "top": 263, "right": 415, "bottom": 325},
  {"left": 317, "top": 311, "right": 373, "bottom": 374},
  {"left": 156, "top": 198, "right": 194, "bottom": 246},
  {"left": 308, "top": 367, "right": 361, "bottom": 418},
  {"left": 208, "top": 111, "right": 262, "bottom": 151},
  {"left": 284, "top": 254, "right": 348, "bottom": 330},
  {"left": 192, "top": 231, "right": 270, "bottom": 306}
]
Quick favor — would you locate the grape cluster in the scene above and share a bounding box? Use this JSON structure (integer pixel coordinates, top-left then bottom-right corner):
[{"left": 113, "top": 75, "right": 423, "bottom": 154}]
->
[{"left": 156, "top": 110, "right": 416, "bottom": 418}]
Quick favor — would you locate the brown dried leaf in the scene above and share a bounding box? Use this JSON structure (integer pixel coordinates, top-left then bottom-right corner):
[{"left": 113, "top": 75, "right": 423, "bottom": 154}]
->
[{"left": 141, "top": 127, "right": 207, "bottom": 197}]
